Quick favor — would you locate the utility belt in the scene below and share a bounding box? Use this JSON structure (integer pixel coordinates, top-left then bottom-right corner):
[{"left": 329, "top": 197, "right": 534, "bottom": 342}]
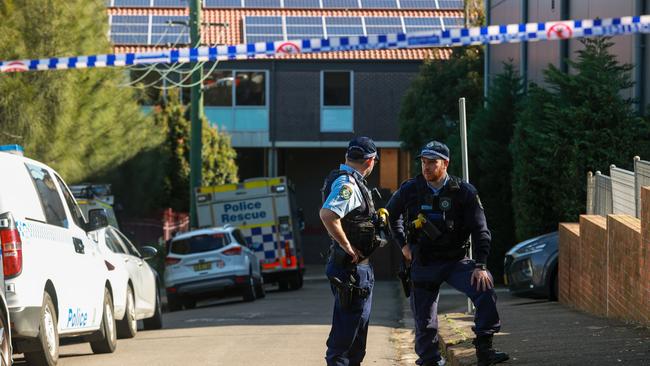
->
[
  {"left": 329, "top": 245, "right": 369, "bottom": 269},
  {"left": 328, "top": 275, "right": 370, "bottom": 311}
]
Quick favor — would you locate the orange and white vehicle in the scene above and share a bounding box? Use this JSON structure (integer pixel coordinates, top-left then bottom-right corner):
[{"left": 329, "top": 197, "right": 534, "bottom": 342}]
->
[{"left": 195, "top": 177, "right": 305, "bottom": 290}]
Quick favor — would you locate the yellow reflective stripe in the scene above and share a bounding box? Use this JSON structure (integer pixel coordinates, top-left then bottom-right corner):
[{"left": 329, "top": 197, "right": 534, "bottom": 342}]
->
[
  {"left": 237, "top": 221, "right": 275, "bottom": 230},
  {"left": 199, "top": 178, "right": 283, "bottom": 193},
  {"left": 77, "top": 199, "right": 88, "bottom": 205},
  {"left": 198, "top": 184, "right": 238, "bottom": 194}
]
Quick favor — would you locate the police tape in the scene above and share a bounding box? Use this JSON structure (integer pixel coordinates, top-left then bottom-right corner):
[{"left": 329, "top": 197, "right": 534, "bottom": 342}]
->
[{"left": 1, "top": 15, "right": 649, "bottom": 73}]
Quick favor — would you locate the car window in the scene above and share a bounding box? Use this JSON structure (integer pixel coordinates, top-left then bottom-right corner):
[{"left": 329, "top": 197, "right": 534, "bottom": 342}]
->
[
  {"left": 25, "top": 163, "right": 68, "bottom": 228},
  {"left": 113, "top": 230, "right": 141, "bottom": 258},
  {"left": 231, "top": 229, "right": 248, "bottom": 247},
  {"left": 105, "top": 231, "right": 126, "bottom": 254},
  {"left": 54, "top": 174, "right": 86, "bottom": 228},
  {"left": 170, "top": 233, "right": 228, "bottom": 255}
]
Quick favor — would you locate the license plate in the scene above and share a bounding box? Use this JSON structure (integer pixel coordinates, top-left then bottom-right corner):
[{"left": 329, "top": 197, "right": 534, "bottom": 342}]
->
[{"left": 193, "top": 262, "right": 211, "bottom": 271}]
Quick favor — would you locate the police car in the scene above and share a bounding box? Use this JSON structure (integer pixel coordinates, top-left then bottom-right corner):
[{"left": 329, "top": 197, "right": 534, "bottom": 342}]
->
[
  {"left": 164, "top": 226, "right": 264, "bottom": 310},
  {"left": 0, "top": 145, "right": 116, "bottom": 365}
]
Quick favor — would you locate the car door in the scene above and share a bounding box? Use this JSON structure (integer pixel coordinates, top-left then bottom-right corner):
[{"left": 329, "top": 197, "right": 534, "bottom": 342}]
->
[
  {"left": 232, "top": 229, "right": 259, "bottom": 278},
  {"left": 53, "top": 172, "right": 105, "bottom": 331},
  {"left": 112, "top": 229, "right": 156, "bottom": 316}
]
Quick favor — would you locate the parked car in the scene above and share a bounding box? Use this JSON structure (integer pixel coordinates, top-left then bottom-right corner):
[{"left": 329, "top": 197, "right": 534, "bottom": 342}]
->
[
  {"left": 0, "top": 145, "right": 116, "bottom": 366},
  {"left": 504, "top": 231, "right": 559, "bottom": 301},
  {"left": 88, "top": 226, "right": 163, "bottom": 338},
  {"left": 0, "top": 232, "right": 13, "bottom": 366},
  {"left": 164, "top": 226, "right": 264, "bottom": 311}
]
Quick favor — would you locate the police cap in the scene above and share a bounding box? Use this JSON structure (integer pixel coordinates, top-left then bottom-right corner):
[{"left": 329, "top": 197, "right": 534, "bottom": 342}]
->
[
  {"left": 416, "top": 141, "right": 450, "bottom": 161},
  {"left": 347, "top": 136, "right": 378, "bottom": 161}
]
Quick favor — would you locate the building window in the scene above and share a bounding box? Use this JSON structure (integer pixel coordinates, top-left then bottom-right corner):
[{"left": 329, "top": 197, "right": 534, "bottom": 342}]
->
[
  {"left": 321, "top": 70, "right": 353, "bottom": 132},
  {"left": 204, "top": 70, "right": 233, "bottom": 106},
  {"left": 323, "top": 71, "right": 351, "bottom": 106},
  {"left": 236, "top": 71, "right": 266, "bottom": 106}
]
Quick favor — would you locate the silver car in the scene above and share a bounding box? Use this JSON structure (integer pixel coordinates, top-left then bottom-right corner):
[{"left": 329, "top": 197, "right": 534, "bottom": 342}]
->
[
  {"left": 164, "top": 226, "right": 264, "bottom": 311},
  {"left": 504, "top": 232, "right": 559, "bottom": 300}
]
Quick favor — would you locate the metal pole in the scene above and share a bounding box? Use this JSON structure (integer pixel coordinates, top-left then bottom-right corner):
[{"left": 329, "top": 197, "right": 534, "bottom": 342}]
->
[
  {"left": 459, "top": 97, "right": 474, "bottom": 314},
  {"left": 189, "top": 0, "right": 204, "bottom": 228}
]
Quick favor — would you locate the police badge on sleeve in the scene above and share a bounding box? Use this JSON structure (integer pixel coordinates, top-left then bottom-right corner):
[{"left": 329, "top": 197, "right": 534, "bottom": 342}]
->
[{"left": 339, "top": 185, "right": 353, "bottom": 200}]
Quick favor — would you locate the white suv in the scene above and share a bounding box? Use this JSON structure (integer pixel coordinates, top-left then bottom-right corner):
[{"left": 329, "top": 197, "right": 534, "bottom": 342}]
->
[
  {"left": 0, "top": 145, "right": 116, "bottom": 365},
  {"left": 165, "top": 226, "right": 264, "bottom": 310}
]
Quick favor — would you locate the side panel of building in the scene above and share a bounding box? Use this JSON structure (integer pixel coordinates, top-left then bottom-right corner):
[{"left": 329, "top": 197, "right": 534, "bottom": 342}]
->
[
  {"left": 526, "top": 0, "right": 563, "bottom": 86},
  {"left": 489, "top": 0, "right": 521, "bottom": 77}
]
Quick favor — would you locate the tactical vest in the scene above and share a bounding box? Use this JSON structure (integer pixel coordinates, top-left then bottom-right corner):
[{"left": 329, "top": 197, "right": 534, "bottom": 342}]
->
[
  {"left": 321, "top": 169, "right": 378, "bottom": 257},
  {"left": 406, "top": 174, "right": 468, "bottom": 260}
]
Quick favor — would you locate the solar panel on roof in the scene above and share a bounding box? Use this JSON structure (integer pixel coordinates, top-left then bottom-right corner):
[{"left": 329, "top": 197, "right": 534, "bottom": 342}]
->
[
  {"left": 286, "top": 16, "right": 324, "bottom": 38},
  {"left": 283, "top": 0, "right": 320, "bottom": 8},
  {"left": 398, "top": 0, "right": 437, "bottom": 9},
  {"left": 204, "top": 0, "right": 242, "bottom": 6},
  {"left": 244, "top": 16, "right": 284, "bottom": 43},
  {"left": 322, "top": 0, "right": 358, "bottom": 9},
  {"left": 151, "top": 16, "right": 190, "bottom": 45},
  {"left": 325, "top": 17, "right": 364, "bottom": 36},
  {"left": 152, "top": 0, "right": 187, "bottom": 6},
  {"left": 364, "top": 17, "right": 403, "bottom": 34},
  {"left": 243, "top": 0, "right": 282, "bottom": 7},
  {"left": 112, "top": 0, "right": 151, "bottom": 6},
  {"left": 403, "top": 17, "right": 442, "bottom": 32},
  {"left": 443, "top": 17, "right": 464, "bottom": 27},
  {"left": 438, "top": 0, "right": 464, "bottom": 9},
  {"left": 360, "top": 0, "right": 397, "bottom": 8},
  {"left": 109, "top": 15, "right": 149, "bottom": 45}
]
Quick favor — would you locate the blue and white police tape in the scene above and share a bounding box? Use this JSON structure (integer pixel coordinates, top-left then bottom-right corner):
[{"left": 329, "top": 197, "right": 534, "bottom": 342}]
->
[{"left": 1, "top": 15, "right": 649, "bottom": 73}]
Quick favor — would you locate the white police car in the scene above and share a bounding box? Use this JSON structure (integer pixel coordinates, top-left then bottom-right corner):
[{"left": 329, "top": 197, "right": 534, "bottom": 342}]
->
[
  {"left": 89, "top": 226, "right": 162, "bottom": 338},
  {"left": 165, "top": 226, "right": 264, "bottom": 310},
  {"left": 0, "top": 145, "right": 116, "bottom": 365}
]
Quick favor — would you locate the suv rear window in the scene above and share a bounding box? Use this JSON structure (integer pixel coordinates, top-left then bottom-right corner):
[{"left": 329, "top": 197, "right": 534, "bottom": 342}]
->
[{"left": 170, "top": 233, "right": 229, "bottom": 255}]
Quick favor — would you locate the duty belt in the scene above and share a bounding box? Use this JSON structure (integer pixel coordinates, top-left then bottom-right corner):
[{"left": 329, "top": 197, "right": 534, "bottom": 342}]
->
[{"left": 329, "top": 246, "right": 369, "bottom": 268}]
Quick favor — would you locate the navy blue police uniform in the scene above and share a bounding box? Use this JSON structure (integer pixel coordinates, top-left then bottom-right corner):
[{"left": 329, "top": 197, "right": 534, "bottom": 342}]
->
[
  {"left": 321, "top": 137, "right": 380, "bottom": 366},
  {"left": 386, "top": 141, "right": 506, "bottom": 366}
]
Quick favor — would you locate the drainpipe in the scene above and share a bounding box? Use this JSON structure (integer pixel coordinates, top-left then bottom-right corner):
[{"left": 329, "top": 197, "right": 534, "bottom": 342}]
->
[
  {"left": 484, "top": 0, "right": 491, "bottom": 104},
  {"left": 520, "top": 0, "right": 528, "bottom": 93},
  {"left": 559, "top": 0, "right": 570, "bottom": 74},
  {"left": 634, "top": 0, "right": 647, "bottom": 114}
]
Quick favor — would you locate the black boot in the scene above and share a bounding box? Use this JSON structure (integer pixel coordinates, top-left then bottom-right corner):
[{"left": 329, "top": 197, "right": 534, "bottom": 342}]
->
[{"left": 473, "top": 335, "right": 509, "bottom": 366}]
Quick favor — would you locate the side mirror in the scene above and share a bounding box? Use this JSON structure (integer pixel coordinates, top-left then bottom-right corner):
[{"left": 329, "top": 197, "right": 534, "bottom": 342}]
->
[
  {"left": 140, "top": 246, "right": 158, "bottom": 260},
  {"left": 86, "top": 209, "right": 109, "bottom": 232}
]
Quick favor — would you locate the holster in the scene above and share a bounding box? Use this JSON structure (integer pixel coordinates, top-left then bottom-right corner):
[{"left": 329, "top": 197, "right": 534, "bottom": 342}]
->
[
  {"left": 329, "top": 276, "right": 370, "bottom": 311},
  {"left": 329, "top": 246, "right": 369, "bottom": 269}
]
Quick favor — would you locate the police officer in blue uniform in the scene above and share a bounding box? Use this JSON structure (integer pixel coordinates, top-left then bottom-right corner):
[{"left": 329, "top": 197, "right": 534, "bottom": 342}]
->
[
  {"left": 320, "top": 136, "right": 380, "bottom": 366},
  {"left": 386, "top": 141, "right": 509, "bottom": 366}
]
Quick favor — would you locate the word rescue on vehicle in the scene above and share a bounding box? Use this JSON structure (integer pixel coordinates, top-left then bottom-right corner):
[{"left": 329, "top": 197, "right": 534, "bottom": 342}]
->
[{"left": 221, "top": 201, "right": 268, "bottom": 223}]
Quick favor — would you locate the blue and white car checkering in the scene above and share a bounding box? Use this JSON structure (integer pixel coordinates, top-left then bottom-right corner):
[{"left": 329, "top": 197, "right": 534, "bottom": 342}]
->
[
  {"left": 1, "top": 15, "right": 649, "bottom": 73},
  {"left": 241, "top": 225, "right": 294, "bottom": 260}
]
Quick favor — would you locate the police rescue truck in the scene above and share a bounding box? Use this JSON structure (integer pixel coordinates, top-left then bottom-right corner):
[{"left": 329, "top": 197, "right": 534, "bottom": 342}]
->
[{"left": 195, "top": 177, "right": 304, "bottom": 290}]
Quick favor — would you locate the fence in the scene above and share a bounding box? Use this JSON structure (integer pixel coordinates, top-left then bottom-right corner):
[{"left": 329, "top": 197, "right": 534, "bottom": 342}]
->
[{"left": 587, "top": 156, "right": 650, "bottom": 218}]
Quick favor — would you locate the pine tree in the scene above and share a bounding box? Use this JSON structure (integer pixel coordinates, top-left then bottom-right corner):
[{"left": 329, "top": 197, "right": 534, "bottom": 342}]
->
[
  {"left": 0, "top": 0, "right": 159, "bottom": 182},
  {"left": 471, "top": 63, "right": 523, "bottom": 277},
  {"left": 511, "top": 38, "right": 650, "bottom": 240}
]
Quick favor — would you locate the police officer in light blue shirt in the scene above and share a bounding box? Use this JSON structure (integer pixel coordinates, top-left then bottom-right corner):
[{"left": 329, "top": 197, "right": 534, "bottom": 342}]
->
[{"left": 320, "top": 137, "right": 379, "bottom": 366}]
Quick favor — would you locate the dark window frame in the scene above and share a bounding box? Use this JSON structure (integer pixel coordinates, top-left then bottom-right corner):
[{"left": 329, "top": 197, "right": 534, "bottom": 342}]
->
[{"left": 24, "top": 164, "right": 69, "bottom": 228}]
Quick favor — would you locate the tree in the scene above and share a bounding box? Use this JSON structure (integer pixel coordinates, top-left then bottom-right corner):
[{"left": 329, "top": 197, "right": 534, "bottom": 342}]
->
[
  {"left": 398, "top": 47, "right": 483, "bottom": 175},
  {"left": 0, "top": 0, "right": 159, "bottom": 182},
  {"left": 155, "top": 92, "right": 238, "bottom": 212},
  {"left": 511, "top": 38, "right": 650, "bottom": 240},
  {"left": 470, "top": 63, "right": 523, "bottom": 277}
]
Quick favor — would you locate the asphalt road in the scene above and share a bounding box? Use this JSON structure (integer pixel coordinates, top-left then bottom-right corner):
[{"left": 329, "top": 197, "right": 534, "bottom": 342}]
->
[{"left": 13, "top": 277, "right": 414, "bottom": 366}]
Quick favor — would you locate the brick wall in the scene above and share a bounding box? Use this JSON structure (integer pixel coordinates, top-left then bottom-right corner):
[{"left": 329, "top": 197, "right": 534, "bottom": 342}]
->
[{"left": 559, "top": 187, "right": 650, "bottom": 326}]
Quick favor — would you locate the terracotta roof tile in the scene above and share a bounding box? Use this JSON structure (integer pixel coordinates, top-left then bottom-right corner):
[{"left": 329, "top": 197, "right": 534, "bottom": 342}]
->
[{"left": 109, "top": 8, "right": 461, "bottom": 60}]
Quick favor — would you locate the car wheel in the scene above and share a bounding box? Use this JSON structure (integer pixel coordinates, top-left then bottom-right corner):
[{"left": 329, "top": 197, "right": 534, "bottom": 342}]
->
[
  {"left": 0, "top": 305, "right": 10, "bottom": 366},
  {"left": 167, "top": 294, "right": 182, "bottom": 312},
  {"left": 90, "top": 288, "right": 117, "bottom": 354},
  {"left": 117, "top": 286, "right": 137, "bottom": 339},
  {"left": 24, "top": 292, "right": 58, "bottom": 366},
  {"left": 255, "top": 277, "right": 266, "bottom": 299},
  {"left": 242, "top": 272, "right": 257, "bottom": 302},
  {"left": 289, "top": 270, "right": 303, "bottom": 290},
  {"left": 143, "top": 284, "right": 163, "bottom": 330}
]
